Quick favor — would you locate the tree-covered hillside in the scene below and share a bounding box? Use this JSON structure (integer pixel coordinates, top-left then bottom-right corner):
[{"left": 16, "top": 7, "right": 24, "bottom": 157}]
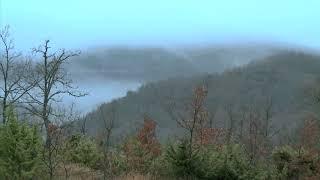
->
[{"left": 81, "top": 50, "right": 320, "bottom": 141}]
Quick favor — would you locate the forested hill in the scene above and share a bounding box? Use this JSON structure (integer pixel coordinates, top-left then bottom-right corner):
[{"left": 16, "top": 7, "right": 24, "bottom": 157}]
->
[
  {"left": 69, "top": 44, "right": 277, "bottom": 81},
  {"left": 80, "top": 50, "right": 320, "bottom": 141}
]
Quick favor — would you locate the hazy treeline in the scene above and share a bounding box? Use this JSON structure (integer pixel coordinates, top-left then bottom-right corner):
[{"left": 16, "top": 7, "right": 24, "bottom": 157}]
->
[{"left": 69, "top": 44, "right": 277, "bottom": 82}]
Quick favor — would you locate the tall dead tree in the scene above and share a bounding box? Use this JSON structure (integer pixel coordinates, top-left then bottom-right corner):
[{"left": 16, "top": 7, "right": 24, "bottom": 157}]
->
[
  {"left": 25, "top": 40, "right": 85, "bottom": 179},
  {"left": 0, "top": 26, "right": 35, "bottom": 123},
  {"left": 26, "top": 40, "right": 84, "bottom": 141}
]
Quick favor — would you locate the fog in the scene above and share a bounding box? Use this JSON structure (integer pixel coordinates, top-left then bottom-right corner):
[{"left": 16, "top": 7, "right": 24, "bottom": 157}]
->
[
  {"left": 2, "top": 0, "right": 320, "bottom": 50},
  {"left": 63, "top": 79, "right": 141, "bottom": 113},
  {"left": 2, "top": 0, "right": 320, "bottom": 112}
]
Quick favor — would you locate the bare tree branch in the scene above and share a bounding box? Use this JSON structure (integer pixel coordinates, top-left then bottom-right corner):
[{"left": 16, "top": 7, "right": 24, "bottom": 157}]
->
[{"left": 0, "top": 25, "right": 37, "bottom": 123}]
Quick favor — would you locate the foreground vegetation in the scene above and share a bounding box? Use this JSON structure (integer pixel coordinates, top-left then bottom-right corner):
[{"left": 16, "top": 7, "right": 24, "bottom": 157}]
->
[{"left": 1, "top": 86, "right": 320, "bottom": 179}]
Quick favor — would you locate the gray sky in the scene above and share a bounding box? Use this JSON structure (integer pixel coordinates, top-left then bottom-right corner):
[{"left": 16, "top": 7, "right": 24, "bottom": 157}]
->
[{"left": 1, "top": 0, "right": 320, "bottom": 51}]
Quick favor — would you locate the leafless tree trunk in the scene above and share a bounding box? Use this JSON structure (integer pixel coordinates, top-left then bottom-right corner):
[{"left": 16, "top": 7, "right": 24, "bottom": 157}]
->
[
  {"left": 247, "top": 105, "right": 261, "bottom": 164},
  {"left": 222, "top": 103, "right": 238, "bottom": 172},
  {"left": 0, "top": 26, "right": 36, "bottom": 123},
  {"left": 224, "top": 103, "right": 237, "bottom": 145},
  {"left": 25, "top": 40, "right": 85, "bottom": 179},
  {"left": 262, "top": 96, "right": 273, "bottom": 138},
  {"left": 96, "top": 102, "right": 116, "bottom": 180},
  {"left": 260, "top": 95, "right": 281, "bottom": 157},
  {"left": 26, "top": 39, "right": 85, "bottom": 142},
  {"left": 79, "top": 116, "right": 87, "bottom": 135},
  {"left": 41, "top": 122, "right": 62, "bottom": 179},
  {"left": 238, "top": 105, "right": 248, "bottom": 141},
  {"left": 42, "top": 104, "right": 79, "bottom": 180},
  {"left": 207, "top": 107, "right": 216, "bottom": 128}
]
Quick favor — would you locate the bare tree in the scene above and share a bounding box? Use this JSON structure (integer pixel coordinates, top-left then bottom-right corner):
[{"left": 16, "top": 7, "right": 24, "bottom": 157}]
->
[
  {"left": 224, "top": 103, "right": 237, "bottom": 145},
  {"left": 248, "top": 106, "right": 259, "bottom": 163},
  {"left": 96, "top": 102, "right": 117, "bottom": 180},
  {"left": 261, "top": 95, "right": 274, "bottom": 138},
  {"left": 238, "top": 104, "right": 249, "bottom": 141},
  {"left": 0, "top": 26, "right": 36, "bottom": 123},
  {"left": 80, "top": 115, "right": 88, "bottom": 135},
  {"left": 57, "top": 104, "right": 81, "bottom": 180},
  {"left": 25, "top": 40, "right": 85, "bottom": 142},
  {"left": 165, "top": 85, "right": 208, "bottom": 155},
  {"left": 41, "top": 122, "right": 60, "bottom": 179},
  {"left": 24, "top": 40, "right": 85, "bottom": 179},
  {"left": 38, "top": 103, "right": 80, "bottom": 179}
]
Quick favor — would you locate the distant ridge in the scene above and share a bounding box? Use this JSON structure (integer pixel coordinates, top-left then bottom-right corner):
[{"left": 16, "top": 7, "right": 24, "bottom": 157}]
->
[{"left": 78, "top": 48, "right": 320, "bottom": 141}]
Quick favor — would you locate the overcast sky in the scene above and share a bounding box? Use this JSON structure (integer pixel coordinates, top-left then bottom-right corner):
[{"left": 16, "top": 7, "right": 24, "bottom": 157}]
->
[{"left": 1, "top": 0, "right": 320, "bottom": 51}]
